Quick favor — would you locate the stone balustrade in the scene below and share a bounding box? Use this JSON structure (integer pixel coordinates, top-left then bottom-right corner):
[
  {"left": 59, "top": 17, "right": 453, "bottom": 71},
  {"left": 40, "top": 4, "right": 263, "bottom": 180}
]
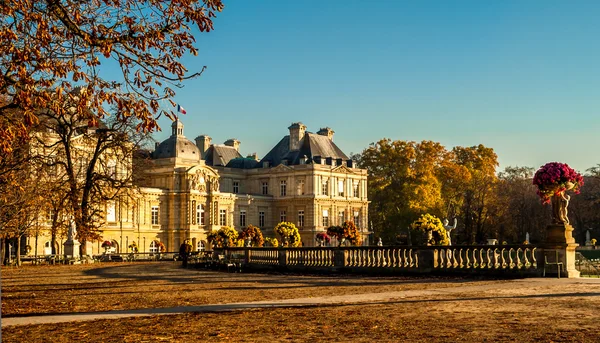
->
[{"left": 214, "top": 245, "right": 543, "bottom": 277}]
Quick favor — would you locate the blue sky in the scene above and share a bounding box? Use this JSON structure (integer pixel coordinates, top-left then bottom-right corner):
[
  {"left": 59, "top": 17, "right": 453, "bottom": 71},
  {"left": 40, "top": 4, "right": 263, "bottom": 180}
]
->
[{"left": 148, "top": 0, "right": 599, "bottom": 173}]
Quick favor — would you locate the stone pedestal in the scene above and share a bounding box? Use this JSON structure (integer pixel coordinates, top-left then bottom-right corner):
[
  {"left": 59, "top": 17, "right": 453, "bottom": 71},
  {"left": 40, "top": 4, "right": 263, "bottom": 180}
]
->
[
  {"left": 546, "top": 223, "right": 576, "bottom": 244},
  {"left": 64, "top": 239, "right": 81, "bottom": 259},
  {"left": 544, "top": 224, "right": 579, "bottom": 278}
]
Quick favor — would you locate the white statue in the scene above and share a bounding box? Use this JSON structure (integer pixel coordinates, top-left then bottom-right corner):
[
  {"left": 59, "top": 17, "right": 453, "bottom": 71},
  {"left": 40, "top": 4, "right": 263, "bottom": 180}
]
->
[
  {"left": 586, "top": 229, "right": 591, "bottom": 245},
  {"left": 377, "top": 238, "right": 383, "bottom": 246},
  {"left": 525, "top": 232, "right": 530, "bottom": 244},
  {"left": 443, "top": 218, "right": 457, "bottom": 245},
  {"left": 67, "top": 220, "right": 77, "bottom": 241}
]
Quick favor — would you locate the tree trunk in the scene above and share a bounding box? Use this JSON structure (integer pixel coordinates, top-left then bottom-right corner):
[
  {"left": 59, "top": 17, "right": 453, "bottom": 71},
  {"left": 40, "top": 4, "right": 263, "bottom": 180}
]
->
[
  {"left": 16, "top": 235, "right": 21, "bottom": 266},
  {"left": 0, "top": 237, "right": 5, "bottom": 265},
  {"left": 51, "top": 230, "right": 57, "bottom": 255}
]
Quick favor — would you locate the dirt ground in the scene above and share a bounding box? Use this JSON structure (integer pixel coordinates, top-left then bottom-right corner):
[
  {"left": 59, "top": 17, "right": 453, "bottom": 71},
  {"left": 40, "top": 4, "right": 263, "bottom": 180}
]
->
[
  {"left": 1, "top": 262, "right": 490, "bottom": 316},
  {"left": 2, "top": 262, "right": 600, "bottom": 342}
]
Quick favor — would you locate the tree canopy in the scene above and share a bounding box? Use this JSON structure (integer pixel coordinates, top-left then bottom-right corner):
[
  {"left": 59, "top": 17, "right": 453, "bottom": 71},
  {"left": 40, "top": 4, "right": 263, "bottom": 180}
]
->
[{"left": 0, "top": 0, "right": 224, "bottom": 153}]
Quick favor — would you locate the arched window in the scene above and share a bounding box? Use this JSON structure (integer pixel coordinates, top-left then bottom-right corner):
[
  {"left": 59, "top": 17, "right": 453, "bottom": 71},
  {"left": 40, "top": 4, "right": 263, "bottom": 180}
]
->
[
  {"left": 44, "top": 241, "right": 52, "bottom": 255},
  {"left": 197, "top": 241, "right": 206, "bottom": 252},
  {"left": 149, "top": 240, "right": 158, "bottom": 253}
]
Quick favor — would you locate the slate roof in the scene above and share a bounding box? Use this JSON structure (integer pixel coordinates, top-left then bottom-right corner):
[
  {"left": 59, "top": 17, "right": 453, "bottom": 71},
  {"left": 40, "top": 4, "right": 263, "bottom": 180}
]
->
[
  {"left": 259, "top": 132, "right": 349, "bottom": 167},
  {"left": 226, "top": 157, "right": 260, "bottom": 169},
  {"left": 204, "top": 145, "right": 242, "bottom": 166},
  {"left": 153, "top": 135, "right": 200, "bottom": 160}
]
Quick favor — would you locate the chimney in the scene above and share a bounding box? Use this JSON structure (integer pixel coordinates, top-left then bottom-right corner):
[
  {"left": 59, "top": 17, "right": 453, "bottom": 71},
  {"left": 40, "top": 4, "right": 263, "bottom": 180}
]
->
[
  {"left": 155, "top": 142, "right": 160, "bottom": 149},
  {"left": 247, "top": 153, "right": 259, "bottom": 161},
  {"left": 288, "top": 122, "right": 306, "bottom": 151},
  {"left": 195, "top": 135, "right": 212, "bottom": 158},
  {"left": 317, "top": 127, "right": 334, "bottom": 141},
  {"left": 224, "top": 138, "right": 240, "bottom": 151}
]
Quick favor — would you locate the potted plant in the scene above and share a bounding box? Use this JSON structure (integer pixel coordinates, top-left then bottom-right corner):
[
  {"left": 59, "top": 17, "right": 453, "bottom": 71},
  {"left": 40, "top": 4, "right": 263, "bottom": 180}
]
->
[
  {"left": 274, "top": 222, "right": 301, "bottom": 247},
  {"left": 315, "top": 232, "right": 331, "bottom": 247},
  {"left": 533, "top": 162, "right": 584, "bottom": 244},
  {"left": 101, "top": 240, "right": 112, "bottom": 254},
  {"left": 410, "top": 214, "right": 449, "bottom": 246},
  {"left": 238, "top": 225, "right": 264, "bottom": 247}
]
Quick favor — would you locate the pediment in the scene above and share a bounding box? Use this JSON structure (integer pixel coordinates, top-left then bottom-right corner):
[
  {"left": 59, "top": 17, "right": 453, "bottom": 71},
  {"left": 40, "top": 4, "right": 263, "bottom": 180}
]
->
[
  {"left": 186, "top": 165, "right": 219, "bottom": 179},
  {"left": 186, "top": 165, "right": 220, "bottom": 192},
  {"left": 331, "top": 165, "right": 355, "bottom": 174},
  {"left": 271, "top": 164, "right": 293, "bottom": 173}
]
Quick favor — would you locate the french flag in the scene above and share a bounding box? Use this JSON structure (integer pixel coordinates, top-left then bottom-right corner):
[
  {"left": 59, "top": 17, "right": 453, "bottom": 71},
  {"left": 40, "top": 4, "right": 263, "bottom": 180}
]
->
[{"left": 177, "top": 104, "right": 187, "bottom": 114}]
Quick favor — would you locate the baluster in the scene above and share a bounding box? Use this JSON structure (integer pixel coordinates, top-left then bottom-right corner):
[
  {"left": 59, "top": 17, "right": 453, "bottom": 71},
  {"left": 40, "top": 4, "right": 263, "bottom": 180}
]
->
[
  {"left": 476, "top": 249, "right": 483, "bottom": 268},
  {"left": 472, "top": 249, "right": 478, "bottom": 268},
  {"left": 465, "top": 248, "right": 471, "bottom": 268},
  {"left": 399, "top": 248, "right": 404, "bottom": 268},
  {"left": 452, "top": 249, "right": 458, "bottom": 268},
  {"left": 514, "top": 248, "right": 520, "bottom": 269},
  {"left": 523, "top": 248, "right": 531, "bottom": 268},
  {"left": 458, "top": 249, "right": 464, "bottom": 268}
]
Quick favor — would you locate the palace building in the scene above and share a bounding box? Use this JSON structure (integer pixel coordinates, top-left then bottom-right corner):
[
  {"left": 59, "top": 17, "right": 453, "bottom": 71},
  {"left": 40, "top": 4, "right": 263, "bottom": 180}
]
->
[{"left": 30, "top": 121, "right": 370, "bottom": 256}]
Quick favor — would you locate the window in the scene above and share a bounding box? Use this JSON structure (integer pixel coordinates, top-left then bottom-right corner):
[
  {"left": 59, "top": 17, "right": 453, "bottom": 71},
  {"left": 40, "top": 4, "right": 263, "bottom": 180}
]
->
[
  {"left": 297, "top": 179, "right": 305, "bottom": 195},
  {"left": 280, "top": 210, "right": 287, "bottom": 223},
  {"left": 219, "top": 209, "right": 227, "bottom": 226},
  {"left": 322, "top": 210, "right": 329, "bottom": 227},
  {"left": 259, "top": 211, "right": 265, "bottom": 227},
  {"left": 280, "top": 180, "right": 287, "bottom": 196},
  {"left": 298, "top": 210, "right": 305, "bottom": 227},
  {"left": 262, "top": 182, "right": 268, "bottom": 195},
  {"left": 353, "top": 211, "right": 360, "bottom": 226},
  {"left": 107, "top": 202, "right": 116, "bottom": 222},
  {"left": 151, "top": 206, "right": 159, "bottom": 225},
  {"left": 197, "top": 204, "right": 205, "bottom": 225},
  {"left": 240, "top": 210, "right": 247, "bottom": 227},
  {"left": 233, "top": 181, "right": 239, "bottom": 194},
  {"left": 353, "top": 182, "right": 359, "bottom": 198},
  {"left": 197, "top": 241, "right": 206, "bottom": 251},
  {"left": 338, "top": 211, "right": 345, "bottom": 225},
  {"left": 338, "top": 179, "right": 345, "bottom": 197},
  {"left": 322, "top": 179, "right": 329, "bottom": 196},
  {"left": 149, "top": 241, "right": 158, "bottom": 253}
]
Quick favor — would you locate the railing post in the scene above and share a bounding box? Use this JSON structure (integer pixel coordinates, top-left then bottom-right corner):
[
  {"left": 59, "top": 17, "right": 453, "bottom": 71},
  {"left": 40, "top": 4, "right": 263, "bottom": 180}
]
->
[
  {"left": 278, "top": 248, "right": 288, "bottom": 267},
  {"left": 244, "top": 248, "right": 250, "bottom": 264},
  {"left": 333, "top": 248, "right": 346, "bottom": 268},
  {"left": 418, "top": 248, "right": 437, "bottom": 273}
]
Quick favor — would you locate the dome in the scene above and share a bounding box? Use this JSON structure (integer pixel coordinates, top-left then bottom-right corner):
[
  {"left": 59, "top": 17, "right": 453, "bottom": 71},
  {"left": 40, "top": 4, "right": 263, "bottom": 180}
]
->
[{"left": 153, "top": 120, "right": 200, "bottom": 160}]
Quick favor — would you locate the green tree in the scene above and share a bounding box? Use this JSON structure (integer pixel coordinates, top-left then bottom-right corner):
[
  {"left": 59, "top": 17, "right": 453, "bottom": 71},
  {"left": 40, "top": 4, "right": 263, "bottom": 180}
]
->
[
  {"left": 451, "top": 145, "right": 500, "bottom": 244},
  {"left": 356, "top": 139, "right": 448, "bottom": 242}
]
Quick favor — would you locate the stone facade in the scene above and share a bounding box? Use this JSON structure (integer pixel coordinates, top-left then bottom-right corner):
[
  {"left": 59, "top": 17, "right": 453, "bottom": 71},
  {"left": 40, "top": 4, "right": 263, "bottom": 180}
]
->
[{"left": 27, "top": 121, "right": 369, "bottom": 255}]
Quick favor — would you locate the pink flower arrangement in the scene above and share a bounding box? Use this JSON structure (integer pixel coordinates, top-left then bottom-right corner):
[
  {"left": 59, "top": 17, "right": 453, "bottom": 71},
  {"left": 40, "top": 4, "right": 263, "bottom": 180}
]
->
[
  {"left": 101, "top": 240, "right": 112, "bottom": 248},
  {"left": 533, "top": 162, "right": 584, "bottom": 204},
  {"left": 316, "top": 232, "right": 331, "bottom": 243}
]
